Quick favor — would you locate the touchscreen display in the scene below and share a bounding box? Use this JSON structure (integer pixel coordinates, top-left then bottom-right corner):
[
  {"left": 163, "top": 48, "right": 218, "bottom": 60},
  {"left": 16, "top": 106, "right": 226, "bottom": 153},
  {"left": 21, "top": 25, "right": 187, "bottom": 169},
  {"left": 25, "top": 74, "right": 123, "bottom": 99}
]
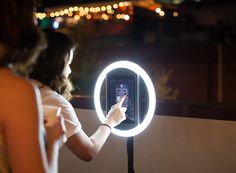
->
[
  {"left": 107, "top": 75, "right": 136, "bottom": 124},
  {"left": 115, "top": 84, "right": 128, "bottom": 108}
]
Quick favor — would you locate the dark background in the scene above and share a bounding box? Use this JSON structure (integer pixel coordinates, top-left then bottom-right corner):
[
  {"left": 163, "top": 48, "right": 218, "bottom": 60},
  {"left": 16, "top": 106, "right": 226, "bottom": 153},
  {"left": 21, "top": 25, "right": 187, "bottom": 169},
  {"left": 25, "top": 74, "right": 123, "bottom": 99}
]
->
[{"left": 37, "top": 0, "right": 236, "bottom": 103}]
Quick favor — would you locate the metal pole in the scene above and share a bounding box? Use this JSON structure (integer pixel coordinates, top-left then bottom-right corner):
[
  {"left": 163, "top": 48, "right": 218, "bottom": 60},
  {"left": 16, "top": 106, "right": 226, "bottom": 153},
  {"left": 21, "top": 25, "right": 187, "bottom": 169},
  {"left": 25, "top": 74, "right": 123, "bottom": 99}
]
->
[{"left": 127, "top": 137, "right": 135, "bottom": 173}]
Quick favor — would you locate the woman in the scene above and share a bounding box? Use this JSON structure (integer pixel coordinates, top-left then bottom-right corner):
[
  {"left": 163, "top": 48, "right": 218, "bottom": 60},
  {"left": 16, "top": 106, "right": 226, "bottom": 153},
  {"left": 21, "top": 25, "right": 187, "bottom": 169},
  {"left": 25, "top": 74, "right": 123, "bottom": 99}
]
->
[
  {"left": 0, "top": 1, "right": 64, "bottom": 173},
  {"left": 30, "top": 29, "right": 126, "bottom": 161}
]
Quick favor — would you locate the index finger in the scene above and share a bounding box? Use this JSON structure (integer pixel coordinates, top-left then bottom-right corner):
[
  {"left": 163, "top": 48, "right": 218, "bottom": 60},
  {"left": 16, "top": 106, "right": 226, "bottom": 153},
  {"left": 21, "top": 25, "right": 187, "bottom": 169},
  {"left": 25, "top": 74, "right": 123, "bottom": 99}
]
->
[{"left": 116, "top": 95, "right": 126, "bottom": 108}]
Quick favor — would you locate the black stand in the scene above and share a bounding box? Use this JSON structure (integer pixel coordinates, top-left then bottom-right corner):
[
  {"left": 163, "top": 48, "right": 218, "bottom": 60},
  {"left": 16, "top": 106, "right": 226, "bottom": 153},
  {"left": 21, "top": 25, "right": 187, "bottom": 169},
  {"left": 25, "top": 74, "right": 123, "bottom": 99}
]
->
[{"left": 127, "top": 137, "right": 135, "bottom": 173}]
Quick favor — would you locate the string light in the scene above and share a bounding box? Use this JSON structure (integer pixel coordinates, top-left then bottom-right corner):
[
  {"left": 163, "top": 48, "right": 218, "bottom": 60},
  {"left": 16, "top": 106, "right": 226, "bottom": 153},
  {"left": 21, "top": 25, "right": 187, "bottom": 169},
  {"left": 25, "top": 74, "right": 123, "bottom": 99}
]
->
[
  {"left": 35, "top": 0, "right": 180, "bottom": 26},
  {"left": 74, "top": 14, "right": 80, "bottom": 20},
  {"left": 155, "top": 8, "right": 161, "bottom": 14},
  {"left": 124, "top": 14, "right": 130, "bottom": 21},
  {"left": 119, "top": 2, "right": 125, "bottom": 7},
  {"left": 64, "top": 9, "right": 69, "bottom": 14},
  {"left": 113, "top": 4, "right": 118, "bottom": 9},
  {"left": 159, "top": 10, "right": 165, "bottom": 17},
  {"left": 101, "top": 6, "right": 106, "bottom": 11},
  {"left": 35, "top": 1, "right": 133, "bottom": 22},
  {"left": 173, "top": 11, "right": 179, "bottom": 17},
  {"left": 74, "top": 6, "right": 79, "bottom": 11}
]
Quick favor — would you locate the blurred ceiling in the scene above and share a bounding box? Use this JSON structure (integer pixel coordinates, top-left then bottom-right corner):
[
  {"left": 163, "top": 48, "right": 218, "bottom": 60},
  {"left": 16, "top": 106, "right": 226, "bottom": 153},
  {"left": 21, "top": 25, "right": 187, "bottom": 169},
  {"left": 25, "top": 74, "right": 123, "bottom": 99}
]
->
[{"left": 40, "top": 0, "right": 231, "bottom": 8}]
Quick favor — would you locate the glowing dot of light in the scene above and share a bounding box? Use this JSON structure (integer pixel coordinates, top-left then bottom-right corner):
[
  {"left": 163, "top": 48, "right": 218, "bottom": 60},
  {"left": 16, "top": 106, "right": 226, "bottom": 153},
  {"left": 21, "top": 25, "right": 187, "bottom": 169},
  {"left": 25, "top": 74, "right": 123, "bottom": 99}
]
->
[
  {"left": 53, "top": 21, "right": 59, "bottom": 29},
  {"left": 173, "top": 11, "right": 179, "bottom": 17},
  {"left": 159, "top": 10, "right": 165, "bottom": 16},
  {"left": 155, "top": 8, "right": 161, "bottom": 13},
  {"left": 124, "top": 14, "right": 130, "bottom": 21}
]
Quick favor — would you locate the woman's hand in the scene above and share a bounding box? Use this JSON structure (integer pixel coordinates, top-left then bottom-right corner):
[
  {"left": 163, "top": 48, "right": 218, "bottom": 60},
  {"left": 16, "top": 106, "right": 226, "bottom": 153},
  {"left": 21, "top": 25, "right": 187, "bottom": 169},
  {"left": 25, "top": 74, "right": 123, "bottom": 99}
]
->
[
  {"left": 104, "top": 95, "right": 127, "bottom": 128},
  {"left": 45, "top": 116, "right": 66, "bottom": 146}
]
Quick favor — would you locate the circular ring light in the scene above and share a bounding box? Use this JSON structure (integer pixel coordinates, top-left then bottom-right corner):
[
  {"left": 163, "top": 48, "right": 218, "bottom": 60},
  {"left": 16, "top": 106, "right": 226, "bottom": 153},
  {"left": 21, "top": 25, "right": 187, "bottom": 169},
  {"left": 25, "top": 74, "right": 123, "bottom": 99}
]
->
[{"left": 94, "top": 61, "right": 156, "bottom": 137}]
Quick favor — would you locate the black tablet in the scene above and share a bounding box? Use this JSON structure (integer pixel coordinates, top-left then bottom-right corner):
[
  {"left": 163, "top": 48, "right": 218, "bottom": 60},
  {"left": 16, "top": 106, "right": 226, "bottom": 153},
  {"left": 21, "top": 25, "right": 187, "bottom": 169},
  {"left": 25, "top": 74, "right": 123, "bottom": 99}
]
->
[{"left": 106, "top": 71, "right": 139, "bottom": 130}]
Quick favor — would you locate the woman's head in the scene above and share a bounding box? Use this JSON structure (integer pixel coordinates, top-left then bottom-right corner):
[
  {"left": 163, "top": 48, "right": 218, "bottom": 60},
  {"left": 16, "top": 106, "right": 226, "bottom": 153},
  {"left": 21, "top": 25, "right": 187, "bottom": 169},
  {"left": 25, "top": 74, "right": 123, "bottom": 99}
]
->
[
  {"left": 30, "top": 29, "right": 75, "bottom": 100},
  {"left": 0, "top": 0, "right": 46, "bottom": 76}
]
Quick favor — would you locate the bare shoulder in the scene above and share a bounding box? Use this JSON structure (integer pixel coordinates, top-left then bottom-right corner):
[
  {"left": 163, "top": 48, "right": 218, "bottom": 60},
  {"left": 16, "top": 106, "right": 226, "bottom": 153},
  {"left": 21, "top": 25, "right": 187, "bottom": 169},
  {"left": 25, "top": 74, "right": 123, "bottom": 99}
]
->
[
  {"left": 13, "top": 77, "right": 36, "bottom": 97},
  {"left": 5, "top": 70, "right": 36, "bottom": 97},
  {"left": 0, "top": 69, "right": 39, "bottom": 121}
]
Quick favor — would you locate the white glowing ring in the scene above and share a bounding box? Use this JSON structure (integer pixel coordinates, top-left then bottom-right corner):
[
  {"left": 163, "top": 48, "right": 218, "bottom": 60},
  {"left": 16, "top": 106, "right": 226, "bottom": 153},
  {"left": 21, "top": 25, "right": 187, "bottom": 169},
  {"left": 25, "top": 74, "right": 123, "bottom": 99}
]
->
[{"left": 94, "top": 61, "right": 156, "bottom": 137}]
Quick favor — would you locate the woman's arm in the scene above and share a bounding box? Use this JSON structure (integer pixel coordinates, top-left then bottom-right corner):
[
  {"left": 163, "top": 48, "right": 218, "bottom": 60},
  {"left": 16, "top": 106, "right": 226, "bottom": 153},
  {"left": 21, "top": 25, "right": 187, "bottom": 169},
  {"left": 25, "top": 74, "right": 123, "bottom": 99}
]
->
[
  {"left": 65, "top": 96, "right": 126, "bottom": 161},
  {"left": 65, "top": 124, "right": 111, "bottom": 161},
  {"left": 45, "top": 115, "right": 65, "bottom": 173}
]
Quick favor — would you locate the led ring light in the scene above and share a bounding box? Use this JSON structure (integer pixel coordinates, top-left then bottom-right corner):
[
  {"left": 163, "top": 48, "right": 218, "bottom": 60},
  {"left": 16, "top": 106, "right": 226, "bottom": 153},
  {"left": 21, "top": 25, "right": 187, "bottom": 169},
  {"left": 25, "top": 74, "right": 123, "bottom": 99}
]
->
[{"left": 94, "top": 61, "right": 156, "bottom": 137}]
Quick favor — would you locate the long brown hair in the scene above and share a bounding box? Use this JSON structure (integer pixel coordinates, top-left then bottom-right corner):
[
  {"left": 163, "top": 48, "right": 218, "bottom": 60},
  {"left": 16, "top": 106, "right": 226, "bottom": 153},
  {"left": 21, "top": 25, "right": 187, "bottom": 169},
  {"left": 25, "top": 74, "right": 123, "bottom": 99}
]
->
[
  {"left": 30, "top": 29, "right": 75, "bottom": 100},
  {"left": 0, "top": 0, "right": 46, "bottom": 76}
]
